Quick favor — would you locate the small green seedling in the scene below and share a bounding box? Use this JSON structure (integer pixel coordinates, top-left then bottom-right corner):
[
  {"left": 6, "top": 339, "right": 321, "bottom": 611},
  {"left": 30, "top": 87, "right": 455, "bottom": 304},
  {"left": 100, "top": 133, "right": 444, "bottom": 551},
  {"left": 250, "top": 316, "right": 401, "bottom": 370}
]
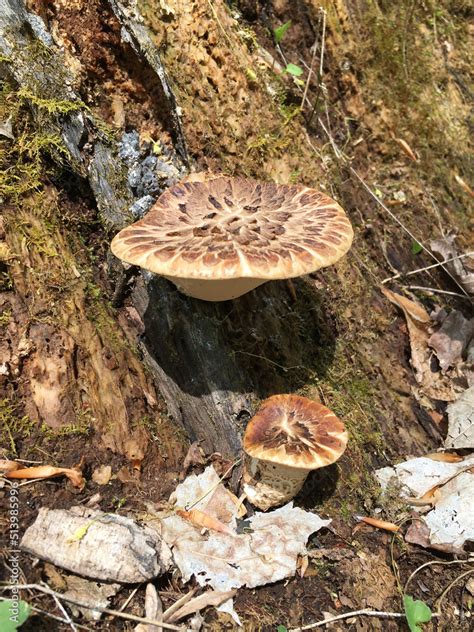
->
[
  {"left": 411, "top": 240, "right": 423, "bottom": 255},
  {"left": 276, "top": 625, "right": 288, "bottom": 632},
  {"left": 403, "top": 594, "right": 432, "bottom": 632},
  {"left": 284, "top": 63, "right": 304, "bottom": 77},
  {"left": 274, "top": 21, "right": 292, "bottom": 44},
  {"left": 0, "top": 599, "right": 31, "bottom": 632}
]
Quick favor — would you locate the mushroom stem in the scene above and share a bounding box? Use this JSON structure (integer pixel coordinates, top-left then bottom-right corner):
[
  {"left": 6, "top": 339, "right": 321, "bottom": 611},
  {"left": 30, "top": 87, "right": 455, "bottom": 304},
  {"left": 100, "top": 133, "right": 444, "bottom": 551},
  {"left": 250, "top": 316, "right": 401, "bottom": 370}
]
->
[
  {"left": 164, "top": 276, "right": 265, "bottom": 301},
  {"left": 242, "top": 456, "right": 310, "bottom": 511}
]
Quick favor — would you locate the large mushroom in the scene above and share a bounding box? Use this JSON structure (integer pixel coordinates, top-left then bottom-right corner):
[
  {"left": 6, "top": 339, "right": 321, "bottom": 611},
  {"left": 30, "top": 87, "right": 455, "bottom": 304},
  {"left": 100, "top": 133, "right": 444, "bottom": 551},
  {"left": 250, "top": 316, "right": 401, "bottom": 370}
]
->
[
  {"left": 242, "top": 394, "right": 348, "bottom": 511},
  {"left": 111, "top": 174, "right": 353, "bottom": 301}
]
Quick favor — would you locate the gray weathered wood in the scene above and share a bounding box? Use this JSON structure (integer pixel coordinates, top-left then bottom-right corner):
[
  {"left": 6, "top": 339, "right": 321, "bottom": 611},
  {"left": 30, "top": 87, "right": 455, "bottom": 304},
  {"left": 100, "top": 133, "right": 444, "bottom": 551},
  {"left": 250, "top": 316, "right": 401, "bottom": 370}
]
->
[{"left": 20, "top": 507, "right": 171, "bottom": 583}]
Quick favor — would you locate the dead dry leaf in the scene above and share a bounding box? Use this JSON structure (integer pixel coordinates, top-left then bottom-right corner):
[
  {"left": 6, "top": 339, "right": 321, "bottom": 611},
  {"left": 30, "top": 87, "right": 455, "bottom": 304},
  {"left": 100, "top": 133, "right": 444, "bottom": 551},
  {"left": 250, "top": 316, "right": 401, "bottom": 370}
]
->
[
  {"left": 431, "top": 235, "right": 474, "bottom": 295},
  {"left": 428, "top": 310, "right": 474, "bottom": 372},
  {"left": 62, "top": 576, "right": 120, "bottom": 621},
  {"left": 339, "top": 549, "right": 396, "bottom": 611},
  {"left": 160, "top": 467, "right": 330, "bottom": 591},
  {"left": 0, "top": 459, "right": 20, "bottom": 473},
  {"left": 376, "top": 454, "right": 474, "bottom": 499},
  {"left": 43, "top": 562, "right": 67, "bottom": 592},
  {"left": 405, "top": 518, "right": 464, "bottom": 554},
  {"left": 0, "top": 116, "right": 14, "bottom": 139},
  {"left": 425, "top": 452, "right": 463, "bottom": 463},
  {"left": 6, "top": 464, "right": 85, "bottom": 489},
  {"left": 424, "top": 471, "right": 474, "bottom": 549},
  {"left": 454, "top": 173, "right": 474, "bottom": 197},
  {"left": 167, "top": 589, "right": 236, "bottom": 623},
  {"left": 393, "top": 136, "right": 418, "bottom": 162},
  {"left": 445, "top": 387, "right": 474, "bottom": 449},
  {"left": 382, "top": 287, "right": 458, "bottom": 401},
  {"left": 135, "top": 583, "right": 163, "bottom": 632},
  {"left": 176, "top": 508, "right": 236, "bottom": 536},
  {"left": 377, "top": 455, "right": 474, "bottom": 550},
  {"left": 355, "top": 515, "right": 400, "bottom": 532}
]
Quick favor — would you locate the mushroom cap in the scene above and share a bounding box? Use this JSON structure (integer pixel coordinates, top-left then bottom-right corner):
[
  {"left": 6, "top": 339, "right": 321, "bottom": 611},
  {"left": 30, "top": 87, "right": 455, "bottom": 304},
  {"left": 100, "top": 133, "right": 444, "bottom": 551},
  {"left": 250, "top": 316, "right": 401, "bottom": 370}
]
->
[
  {"left": 111, "top": 174, "right": 353, "bottom": 281},
  {"left": 243, "top": 394, "right": 348, "bottom": 469}
]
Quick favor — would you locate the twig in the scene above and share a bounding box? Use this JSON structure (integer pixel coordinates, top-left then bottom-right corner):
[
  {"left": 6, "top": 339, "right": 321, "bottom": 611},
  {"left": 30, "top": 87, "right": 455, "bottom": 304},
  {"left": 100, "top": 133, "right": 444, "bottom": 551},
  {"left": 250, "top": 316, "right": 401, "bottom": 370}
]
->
[
  {"left": 301, "top": 38, "right": 318, "bottom": 109},
  {"left": 162, "top": 588, "right": 198, "bottom": 622},
  {"left": 0, "top": 598, "right": 92, "bottom": 630},
  {"left": 301, "top": 8, "right": 326, "bottom": 109},
  {"left": 435, "top": 569, "right": 474, "bottom": 614},
  {"left": 401, "top": 0, "right": 416, "bottom": 81},
  {"left": 289, "top": 608, "right": 407, "bottom": 630},
  {"left": 382, "top": 252, "right": 474, "bottom": 283},
  {"left": 404, "top": 559, "right": 472, "bottom": 595},
  {"left": 185, "top": 459, "right": 241, "bottom": 511},
  {"left": 404, "top": 285, "right": 470, "bottom": 299},
  {"left": 318, "top": 9, "right": 327, "bottom": 78},
  {"left": 0, "top": 584, "right": 182, "bottom": 631},
  {"left": 51, "top": 591, "right": 79, "bottom": 632},
  {"left": 232, "top": 350, "right": 307, "bottom": 373},
  {"left": 118, "top": 583, "right": 142, "bottom": 612}
]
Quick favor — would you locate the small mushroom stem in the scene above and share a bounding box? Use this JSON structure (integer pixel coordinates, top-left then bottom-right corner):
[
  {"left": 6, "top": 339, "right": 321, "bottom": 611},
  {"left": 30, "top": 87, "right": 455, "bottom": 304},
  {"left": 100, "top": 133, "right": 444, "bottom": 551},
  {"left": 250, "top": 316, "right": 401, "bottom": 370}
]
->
[{"left": 242, "top": 456, "right": 310, "bottom": 511}]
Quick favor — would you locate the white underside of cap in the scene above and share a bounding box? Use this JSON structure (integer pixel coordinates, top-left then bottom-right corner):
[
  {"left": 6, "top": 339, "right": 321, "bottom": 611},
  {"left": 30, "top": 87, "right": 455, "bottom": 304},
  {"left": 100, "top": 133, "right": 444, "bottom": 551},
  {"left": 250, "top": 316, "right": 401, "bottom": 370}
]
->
[
  {"left": 243, "top": 457, "right": 309, "bottom": 511},
  {"left": 164, "top": 275, "right": 266, "bottom": 301}
]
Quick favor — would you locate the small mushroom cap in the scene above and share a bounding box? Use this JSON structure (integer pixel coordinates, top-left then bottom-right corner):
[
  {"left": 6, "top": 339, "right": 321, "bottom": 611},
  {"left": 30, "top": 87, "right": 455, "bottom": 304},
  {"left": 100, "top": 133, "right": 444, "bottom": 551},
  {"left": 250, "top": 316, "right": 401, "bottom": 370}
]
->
[
  {"left": 111, "top": 174, "right": 353, "bottom": 281},
  {"left": 243, "top": 394, "right": 348, "bottom": 469}
]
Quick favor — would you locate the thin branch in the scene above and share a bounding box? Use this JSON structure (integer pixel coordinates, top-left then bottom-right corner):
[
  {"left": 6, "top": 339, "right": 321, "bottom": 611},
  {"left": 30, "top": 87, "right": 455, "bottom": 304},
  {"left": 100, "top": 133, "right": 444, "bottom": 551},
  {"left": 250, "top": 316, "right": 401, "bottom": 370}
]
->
[
  {"left": 301, "top": 38, "right": 318, "bottom": 108},
  {"left": 289, "top": 608, "right": 407, "bottom": 631},
  {"left": 0, "top": 584, "right": 182, "bottom": 631},
  {"left": 162, "top": 587, "right": 199, "bottom": 622},
  {"left": 118, "top": 583, "right": 142, "bottom": 612},
  {"left": 0, "top": 597, "right": 92, "bottom": 631},
  {"left": 318, "top": 8, "right": 327, "bottom": 78},
  {"left": 51, "top": 591, "right": 79, "bottom": 632},
  {"left": 382, "top": 252, "right": 474, "bottom": 283},
  {"left": 403, "top": 285, "right": 471, "bottom": 299},
  {"left": 404, "top": 559, "right": 472, "bottom": 595},
  {"left": 435, "top": 569, "right": 474, "bottom": 614}
]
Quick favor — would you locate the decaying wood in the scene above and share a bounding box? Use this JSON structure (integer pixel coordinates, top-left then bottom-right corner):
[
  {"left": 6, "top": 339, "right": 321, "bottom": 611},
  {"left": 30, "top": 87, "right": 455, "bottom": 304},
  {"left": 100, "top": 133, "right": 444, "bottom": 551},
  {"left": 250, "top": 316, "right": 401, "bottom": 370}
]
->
[{"left": 20, "top": 506, "right": 172, "bottom": 583}]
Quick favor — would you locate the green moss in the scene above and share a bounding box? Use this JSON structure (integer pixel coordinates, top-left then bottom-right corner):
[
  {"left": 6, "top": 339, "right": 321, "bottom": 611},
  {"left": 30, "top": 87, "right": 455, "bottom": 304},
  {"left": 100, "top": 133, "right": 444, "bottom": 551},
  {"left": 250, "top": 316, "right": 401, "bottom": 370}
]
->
[
  {"left": 0, "top": 309, "right": 12, "bottom": 325},
  {"left": 40, "top": 418, "right": 90, "bottom": 439},
  {"left": 0, "top": 81, "right": 69, "bottom": 202},
  {"left": 0, "top": 399, "right": 36, "bottom": 456},
  {"left": 17, "top": 86, "right": 87, "bottom": 115}
]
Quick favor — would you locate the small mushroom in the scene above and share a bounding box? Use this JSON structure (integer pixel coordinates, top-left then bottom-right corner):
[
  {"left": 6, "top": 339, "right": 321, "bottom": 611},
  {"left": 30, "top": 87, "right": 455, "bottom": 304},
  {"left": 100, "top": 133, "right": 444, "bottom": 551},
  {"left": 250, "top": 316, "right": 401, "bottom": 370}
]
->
[
  {"left": 242, "top": 394, "right": 348, "bottom": 511},
  {"left": 111, "top": 174, "right": 353, "bottom": 301}
]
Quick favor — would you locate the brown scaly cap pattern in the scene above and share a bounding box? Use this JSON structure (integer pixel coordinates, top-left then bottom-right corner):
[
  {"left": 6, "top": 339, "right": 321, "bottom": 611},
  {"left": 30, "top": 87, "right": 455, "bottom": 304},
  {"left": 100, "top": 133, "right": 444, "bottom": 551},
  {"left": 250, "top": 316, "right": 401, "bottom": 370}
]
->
[
  {"left": 110, "top": 174, "right": 353, "bottom": 281},
  {"left": 243, "top": 394, "right": 348, "bottom": 469}
]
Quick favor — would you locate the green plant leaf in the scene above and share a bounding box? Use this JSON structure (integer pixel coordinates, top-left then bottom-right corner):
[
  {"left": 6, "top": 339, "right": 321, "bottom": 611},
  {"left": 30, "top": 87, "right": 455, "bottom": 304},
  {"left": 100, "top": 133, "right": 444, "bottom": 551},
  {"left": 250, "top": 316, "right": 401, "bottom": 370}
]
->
[
  {"left": 285, "top": 63, "right": 304, "bottom": 77},
  {"left": 403, "top": 594, "right": 432, "bottom": 632},
  {"left": 274, "top": 21, "right": 292, "bottom": 44},
  {"left": 276, "top": 626, "right": 288, "bottom": 632},
  {"left": 411, "top": 240, "right": 423, "bottom": 255},
  {"left": 0, "top": 600, "right": 31, "bottom": 631}
]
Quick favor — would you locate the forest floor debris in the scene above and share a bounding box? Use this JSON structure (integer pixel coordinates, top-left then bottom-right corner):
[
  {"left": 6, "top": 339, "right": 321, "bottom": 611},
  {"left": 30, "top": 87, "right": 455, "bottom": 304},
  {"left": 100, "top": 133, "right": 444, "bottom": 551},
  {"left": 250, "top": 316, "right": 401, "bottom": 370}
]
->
[
  {"left": 377, "top": 454, "right": 474, "bottom": 551},
  {"left": 159, "top": 466, "right": 331, "bottom": 593}
]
